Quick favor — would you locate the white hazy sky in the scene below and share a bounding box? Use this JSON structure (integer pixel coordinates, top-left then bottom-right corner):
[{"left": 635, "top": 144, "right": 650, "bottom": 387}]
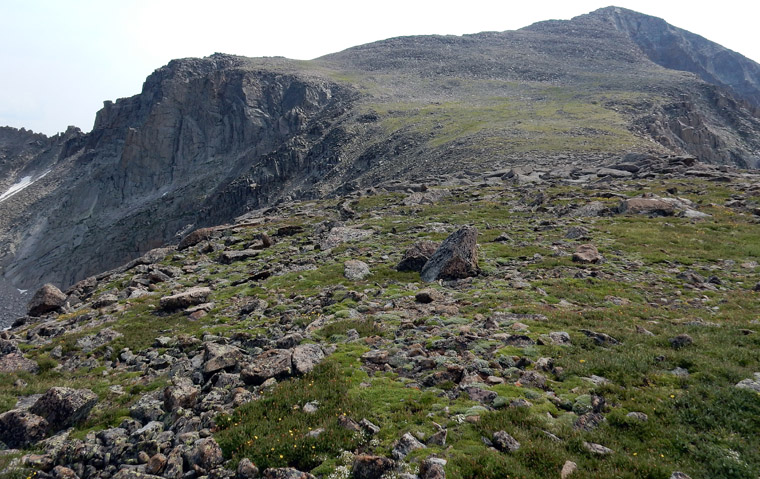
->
[{"left": 2, "top": 0, "right": 759, "bottom": 136}]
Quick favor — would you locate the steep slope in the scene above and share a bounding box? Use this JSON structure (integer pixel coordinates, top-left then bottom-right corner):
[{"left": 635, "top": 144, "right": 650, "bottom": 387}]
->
[
  {"left": 2, "top": 7, "right": 760, "bottom": 327},
  {"left": 594, "top": 6, "right": 760, "bottom": 107}
]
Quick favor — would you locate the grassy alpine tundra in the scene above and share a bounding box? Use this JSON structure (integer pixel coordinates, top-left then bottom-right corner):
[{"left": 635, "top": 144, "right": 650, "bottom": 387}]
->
[{"left": 1, "top": 155, "right": 760, "bottom": 479}]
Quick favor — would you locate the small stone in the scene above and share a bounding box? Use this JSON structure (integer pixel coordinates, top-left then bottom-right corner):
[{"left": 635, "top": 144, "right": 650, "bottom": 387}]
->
[
  {"left": 344, "top": 260, "right": 371, "bottom": 280},
  {"left": 626, "top": 412, "right": 648, "bottom": 422},
  {"left": 670, "top": 473, "right": 692, "bottom": 479},
  {"left": 565, "top": 226, "right": 589, "bottom": 240},
  {"left": 292, "top": 344, "right": 325, "bottom": 375},
  {"left": 415, "top": 288, "right": 443, "bottom": 304},
  {"left": 583, "top": 441, "right": 614, "bottom": 455},
  {"left": 572, "top": 244, "right": 601, "bottom": 264},
  {"left": 303, "top": 401, "right": 319, "bottom": 414},
  {"left": 492, "top": 430, "right": 520, "bottom": 452},
  {"left": 669, "top": 334, "right": 693, "bottom": 349},
  {"left": 561, "top": 461, "right": 577, "bottom": 479},
  {"left": 237, "top": 458, "right": 259, "bottom": 479}
]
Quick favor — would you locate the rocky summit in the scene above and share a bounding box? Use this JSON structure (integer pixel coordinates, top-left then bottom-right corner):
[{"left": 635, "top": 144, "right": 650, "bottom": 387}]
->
[{"left": 1, "top": 6, "right": 760, "bottom": 479}]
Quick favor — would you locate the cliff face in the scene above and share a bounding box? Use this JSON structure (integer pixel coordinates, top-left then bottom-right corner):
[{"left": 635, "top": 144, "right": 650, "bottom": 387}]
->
[
  {"left": 0, "top": 55, "right": 357, "bottom": 293},
  {"left": 3, "top": 8, "right": 760, "bottom": 327}
]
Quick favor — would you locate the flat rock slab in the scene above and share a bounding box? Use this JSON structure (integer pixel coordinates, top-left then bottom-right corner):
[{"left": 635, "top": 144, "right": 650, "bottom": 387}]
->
[
  {"left": 241, "top": 349, "right": 293, "bottom": 385},
  {"left": 320, "top": 227, "right": 374, "bottom": 250},
  {"left": 617, "top": 197, "right": 676, "bottom": 216},
  {"left": 421, "top": 226, "right": 479, "bottom": 282},
  {"left": 220, "top": 249, "right": 259, "bottom": 264},
  {"left": 159, "top": 287, "right": 211, "bottom": 311},
  {"left": 0, "top": 353, "right": 39, "bottom": 374}
]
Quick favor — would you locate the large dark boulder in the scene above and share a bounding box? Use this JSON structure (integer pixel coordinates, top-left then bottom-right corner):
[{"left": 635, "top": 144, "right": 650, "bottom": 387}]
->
[
  {"left": 27, "top": 284, "right": 66, "bottom": 317},
  {"left": 30, "top": 387, "right": 98, "bottom": 431},
  {"left": 397, "top": 241, "right": 438, "bottom": 272},
  {"left": 420, "top": 227, "right": 479, "bottom": 282}
]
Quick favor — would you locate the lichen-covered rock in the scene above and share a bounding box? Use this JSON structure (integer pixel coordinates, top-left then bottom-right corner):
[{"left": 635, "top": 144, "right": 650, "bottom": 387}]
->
[
  {"left": 292, "top": 343, "right": 325, "bottom": 375},
  {"left": 27, "top": 284, "right": 67, "bottom": 317},
  {"left": 392, "top": 432, "right": 426, "bottom": 459},
  {"left": 202, "top": 342, "right": 245, "bottom": 376},
  {"left": 344, "top": 260, "right": 371, "bottom": 280},
  {"left": 178, "top": 227, "right": 217, "bottom": 250},
  {"left": 0, "top": 409, "right": 48, "bottom": 447},
  {"left": 186, "top": 437, "right": 223, "bottom": 473},
  {"left": 421, "top": 226, "right": 479, "bottom": 282},
  {"left": 30, "top": 387, "right": 97, "bottom": 431}
]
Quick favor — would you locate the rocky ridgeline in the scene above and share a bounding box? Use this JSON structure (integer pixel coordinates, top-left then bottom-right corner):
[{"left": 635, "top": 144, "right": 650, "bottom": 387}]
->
[{"left": 1, "top": 155, "right": 760, "bottom": 479}]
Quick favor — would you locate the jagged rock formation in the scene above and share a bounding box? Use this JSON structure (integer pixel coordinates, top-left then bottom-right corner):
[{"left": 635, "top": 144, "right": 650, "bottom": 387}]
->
[{"left": 2, "top": 7, "right": 760, "bottom": 327}]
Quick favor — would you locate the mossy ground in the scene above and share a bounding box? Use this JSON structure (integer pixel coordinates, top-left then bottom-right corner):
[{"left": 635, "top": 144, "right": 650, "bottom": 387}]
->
[{"left": 2, "top": 176, "right": 760, "bottom": 479}]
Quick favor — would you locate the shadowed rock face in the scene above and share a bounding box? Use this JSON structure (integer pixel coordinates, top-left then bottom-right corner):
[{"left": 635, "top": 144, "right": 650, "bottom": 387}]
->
[{"left": 0, "top": 55, "right": 357, "bottom": 298}]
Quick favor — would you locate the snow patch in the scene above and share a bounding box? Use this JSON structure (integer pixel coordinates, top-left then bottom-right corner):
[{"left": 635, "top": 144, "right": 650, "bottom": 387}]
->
[{"left": 0, "top": 170, "right": 50, "bottom": 203}]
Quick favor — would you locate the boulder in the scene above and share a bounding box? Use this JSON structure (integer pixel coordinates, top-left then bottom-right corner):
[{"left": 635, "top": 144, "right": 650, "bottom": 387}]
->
[
  {"left": 344, "top": 260, "right": 371, "bottom": 280},
  {"left": 186, "top": 437, "right": 223, "bottom": 473},
  {"left": 421, "top": 226, "right": 479, "bottom": 282},
  {"left": 27, "top": 284, "right": 67, "bottom": 316},
  {"left": 30, "top": 387, "right": 97, "bottom": 431},
  {"left": 572, "top": 244, "right": 601, "bottom": 264},
  {"left": 160, "top": 287, "right": 211, "bottom": 311},
  {"left": 392, "top": 432, "right": 426, "bottom": 460},
  {"left": 415, "top": 288, "right": 443, "bottom": 304},
  {"left": 397, "top": 241, "right": 439, "bottom": 272},
  {"left": 292, "top": 344, "right": 325, "bottom": 375},
  {"left": 420, "top": 458, "right": 447, "bottom": 479},
  {"left": 178, "top": 227, "right": 217, "bottom": 250},
  {"left": 352, "top": 455, "right": 396, "bottom": 479},
  {"left": 241, "top": 349, "right": 293, "bottom": 385},
  {"left": 0, "top": 409, "right": 48, "bottom": 447},
  {"left": 76, "top": 328, "right": 123, "bottom": 353},
  {"left": 616, "top": 198, "right": 676, "bottom": 216},
  {"left": 164, "top": 378, "right": 200, "bottom": 412},
  {"left": 202, "top": 342, "right": 245, "bottom": 376}
]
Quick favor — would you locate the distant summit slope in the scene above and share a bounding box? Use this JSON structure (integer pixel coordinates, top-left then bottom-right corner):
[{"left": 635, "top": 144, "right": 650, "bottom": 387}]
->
[
  {"left": 590, "top": 6, "right": 760, "bottom": 107},
  {"left": 1, "top": 6, "right": 760, "bottom": 325}
]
